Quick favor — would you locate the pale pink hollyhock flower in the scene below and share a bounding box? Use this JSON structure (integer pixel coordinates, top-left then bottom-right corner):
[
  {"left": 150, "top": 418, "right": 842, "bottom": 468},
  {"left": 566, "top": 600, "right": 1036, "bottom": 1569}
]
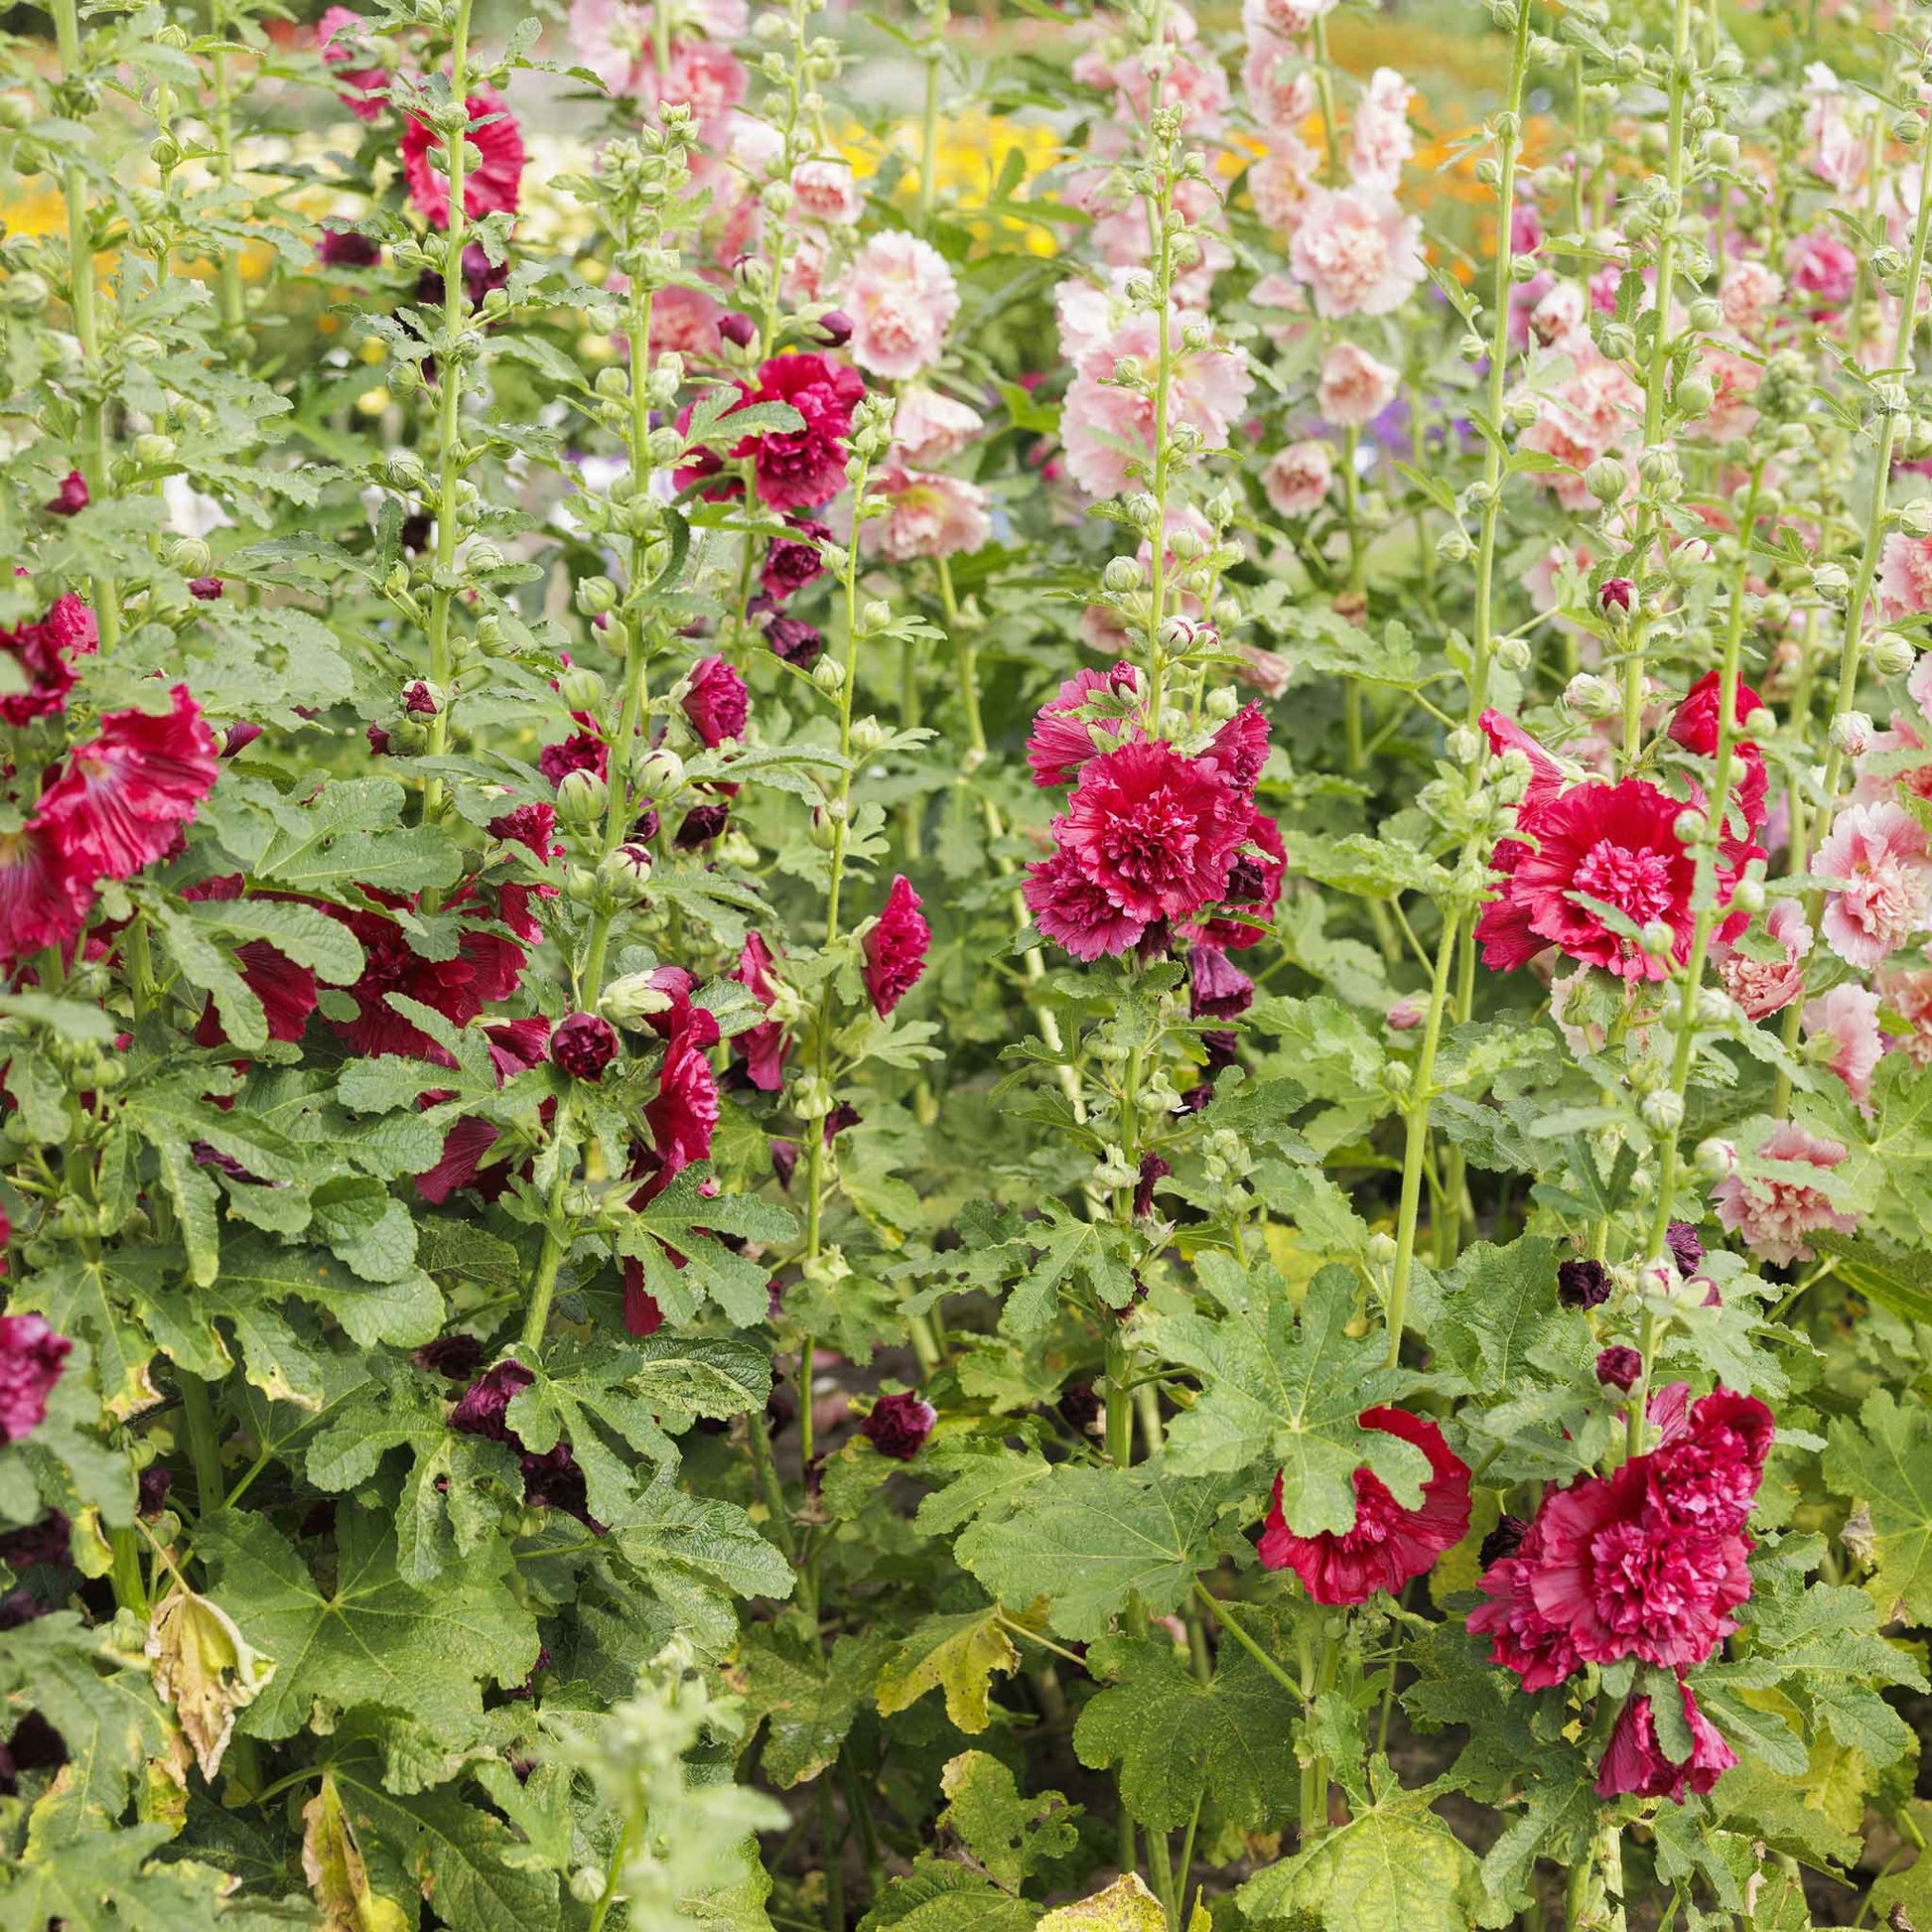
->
[
  {"left": 1849, "top": 710, "right": 1932, "bottom": 812},
  {"left": 1243, "top": 0, "right": 1336, "bottom": 40},
  {"left": 892, "top": 386, "right": 984, "bottom": 468},
  {"left": 1802, "top": 64, "right": 1868, "bottom": 193},
  {"left": 1812, "top": 800, "right": 1932, "bottom": 968},
  {"left": 1250, "top": 140, "right": 1320, "bottom": 236},
  {"left": 860, "top": 463, "right": 991, "bottom": 563},
  {"left": 838, "top": 232, "right": 959, "bottom": 381},
  {"left": 1054, "top": 274, "right": 1131, "bottom": 369},
  {"left": 780, "top": 227, "right": 831, "bottom": 306},
  {"left": 1244, "top": 36, "right": 1313, "bottom": 129},
  {"left": 1688, "top": 347, "right": 1760, "bottom": 441},
  {"left": 1237, "top": 645, "right": 1295, "bottom": 698},
  {"left": 1785, "top": 226, "right": 1859, "bottom": 311},
  {"left": 1350, "top": 69, "right": 1415, "bottom": 191},
  {"left": 566, "top": 0, "right": 650, "bottom": 96},
  {"left": 1720, "top": 259, "right": 1784, "bottom": 333},
  {"left": 648, "top": 283, "right": 724, "bottom": 359},
  {"left": 1087, "top": 177, "right": 1231, "bottom": 304},
  {"left": 1803, "top": 982, "right": 1883, "bottom": 1110},
  {"left": 1880, "top": 965, "right": 1932, "bottom": 1064},
  {"left": 1713, "top": 1122, "right": 1857, "bottom": 1265},
  {"left": 1909, "top": 650, "right": 1932, "bottom": 727},
  {"left": 1316, "top": 341, "right": 1399, "bottom": 428},
  {"left": 1717, "top": 898, "right": 1812, "bottom": 1020},
  {"left": 1519, "top": 355, "right": 1642, "bottom": 511},
  {"left": 730, "top": 114, "right": 785, "bottom": 179},
  {"left": 654, "top": 41, "right": 748, "bottom": 136},
  {"left": 790, "top": 159, "right": 861, "bottom": 225},
  {"left": 1526, "top": 280, "right": 1590, "bottom": 353},
  {"left": 1061, "top": 313, "right": 1253, "bottom": 498},
  {"left": 1262, "top": 440, "right": 1334, "bottom": 516},
  {"left": 1878, "top": 532, "right": 1932, "bottom": 619},
  {"left": 1288, "top": 186, "right": 1426, "bottom": 318}
]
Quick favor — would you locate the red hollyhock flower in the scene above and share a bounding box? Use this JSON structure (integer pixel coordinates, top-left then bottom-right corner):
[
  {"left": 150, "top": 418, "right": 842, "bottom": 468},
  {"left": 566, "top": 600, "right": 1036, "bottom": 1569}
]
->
[
  {"left": 45, "top": 472, "right": 87, "bottom": 516},
  {"left": 0, "top": 1314, "right": 70, "bottom": 1444},
  {"left": 1057, "top": 741, "right": 1251, "bottom": 927},
  {"left": 1023, "top": 847, "right": 1152, "bottom": 961},
  {"left": 538, "top": 732, "right": 608, "bottom": 788},
  {"left": 862, "top": 1390, "right": 937, "bottom": 1460},
  {"left": 730, "top": 931, "right": 788, "bottom": 1092},
  {"left": 487, "top": 801, "right": 560, "bottom": 862},
  {"left": 326, "top": 896, "right": 525, "bottom": 1061},
  {"left": 1185, "top": 809, "right": 1285, "bottom": 951},
  {"left": 400, "top": 83, "right": 525, "bottom": 228},
  {"left": 0, "top": 593, "right": 96, "bottom": 726},
  {"left": 1026, "top": 663, "right": 1142, "bottom": 788},
  {"left": 1644, "top": 1385, "right": 1774, "bottom": 1539},
  {"left": 316, "top": 6, "right": 388, "bottom": 120},
  {"left": 36, "top": 685, "right": 218, "bottom": 885},
  {"left": 1476, "top": 775, "right": 1697, "bottom": 982},
  {"left": 0, "top": 822, "right": 94, "bottom": 972},
  {"left": 640, "top": 998, "right": 723, "bottom": 1191},
  {"left": 760, "top": 521, "right": 831, "bottom": 602},
  {"left": 678, "top": 354, "right": 866, "bottom": 513},
  {"left": 681, "top": 654, "right": 749, "bottom": 748},
  {"left": 181, "top": 877, "right": 320, "bottom": 1049},
  {"left": 1465, "top": 1516, "right": 1586, "bottom": 1691},
  {"left": 415, "top": 1016, "right": 552, "bottom": 1204},
  {"left": 1205, "top": 704, "right": 1272, "bottom": 792},
  {"left": 1258, "top": 1407, "right": 1472, "bottom": 1605},
  {"left": 552, "top": 1011, "right": 621, "bottom": 1081},
  {"left": 1594, "top": 1682, "right": 1736, "bottom": 1803},
  {"left": 1669, "top": 671, "right": 1768, "bottom": 832},
  {"left": 863, "top": 875, "right": 929, "bottom": 1018}
]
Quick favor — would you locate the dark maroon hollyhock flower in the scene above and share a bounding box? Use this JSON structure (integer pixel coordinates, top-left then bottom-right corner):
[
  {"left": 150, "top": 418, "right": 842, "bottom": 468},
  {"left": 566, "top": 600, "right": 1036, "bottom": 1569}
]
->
[
  {"left": 1188, "top": 944, "right": 1254, "bottom": 1019},
  {"left": 539, "top": 733, "right": 608, "bottom": 788},
  {"left": 188, "top": 576, "right": 223, "bottom": 602},
  {"left": 173, "top": 875, "right": 320, "bottom": 1048},
  {"left": 1598, "top": 577, "right": 1633, "bottom": 614},
  {"left": 222, "top": 721, "right": 262, "bottom": 757},
  {"left": 862, "top": 875, "right": 930, "bottom": 1019},
  {"left": 519, "top": 1441, "right": 593, "bottom": 1523},
  {"left": 0, "top": 1316, "right": 71, "bottom": 1444},
  {"left": 1134, "top": 1151, "right": 1171, "bottom": 1217},
  {"left": 487, "top": 801, "right": 560, "bottom": 862},
  {"left": 400, "top": 512, "right": 433, "bottom": 553},
  {"left": 1665, "top": 1221, "right": 1705, "bottom": 1279},
  {"left": 326, "top": 897, "right": 525, "bottom": 1062},
  {"left": 366, "top": 724, "right": 392, "bottom": 756},
  {"left": 770, "top": 1138, "right": 799, "bottom": 1188},
  {"left": 413, "top": 1333, "right": 484, "bottom": 1381},
  {"left": 0, "top": 1512, "right": 70, "bottom": 1571},
  {"left": 1478, "top": 1515, "right": 1528, "bottom": 1569},
  {"left": 822, "top": 1101, "right": 862, "bottom": 1145},
  {"left": 552, "top": 1011, "right": 621, "bottom": 1082},
  {"left": 674, "top": 802, "right": 729, "bottom": 848},
  {"left": 1178, "top": 1082, "right": 1214, "bottom": 1113},
  {"left": 137, "top": 1467, "right": 173, "bottom": 1517},
  {"left": 402, "top": 679, "right": 440, "bottom": 717},
  {"left": 1558, "top": 1257, "right": 1612, "bottom": 1310},
  {"left": 1057, "top": 1382, "right": 1104, "bottom": 1434},
  {"left": 505, "top": 1644, "right": 552, "bottom": 1699},
  {"left": 623, "top": 1277, "right": 663, "bottom": 1338},
  {"left": 760, "top": 520, "right": 831, "bottom": 602},
  {"left": 1259, "top": 1407, "right": 1473, "bottom": 1604},
  {"left": 1595, "top": 1345, "right": 1643, "bottom": 1391},
  {"left": 718, "top": 312, "right": 758, "bottom": 348},
  {"left": 46, "top": 471, "right": 88, "bottom": 516},
  {"left": 451, "top": 1359, "right": 535, "bottom": 1442},
  {"left": 681, "top": 654, "right": 750, "bottom": 748},
  {"left": 765, "top": 614, "right": 824, "bottom": 669},
  {"left": 815, "top": 310, "right": 854, "bottom": 347},
  {"left": 317, "top": 226, "right": 381, "bottom": 268},
  {"left": 861, "top": 1390, "right": 937, "bottom": 1461},
  {"left": 192, "top": 1141, "right": 260, "bottom": 1183},
  {"left": 1200, "top": 1029, "right": 1240, "bottom": 1074},
  {"left": 1594, "top": 1682, "right": 1736, "bottom": 1803}
]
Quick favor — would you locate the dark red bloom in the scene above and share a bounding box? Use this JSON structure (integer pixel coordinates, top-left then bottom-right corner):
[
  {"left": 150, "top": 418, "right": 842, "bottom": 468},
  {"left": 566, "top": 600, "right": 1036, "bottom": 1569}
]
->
[
  {"left": 717, "top": 312, "right": 758, "bottom": 348},
  {"left": 326, "top": 897, "right": 525, "bottom": 1061},
  {"left": 317, "top": 225, "right": 382, "bottom": 267},
  {"left": 679, "top": 353, "right": 866, "bottom": 513},
  {"left": 822, "top": 1100, "right": 862, "bottom": 1144},
  {"left": 552, "top": 1011, "right": 621, "bottom": 1082},
  {"left": 674, "top": 802, "right": 729, "bottom": 848},
  {"left": 188, "top": 576, "right": 224, "bottom": 602},
  {"left": 862, "top": 1390, "right": 936, "bottom": 1460},
  {"left": 1598, "top": 577, "right": 1633, "bottom": 614},
  {"left": 765, "top": 615, "right": 824, "bottom": 668},
  {"left": 731, "top": 931, "right": 788, "bottom": 1092},
  {"left": 193, "top": 939, "right": 318, "bottom": 1048},
  {"left": 1558, "top": 1258, "right": 1612, "bottom": 1310},
  {"left": 1669, "top": 671, "right": 1768, "bottom": 831},
  {"left": 1665, "top": 1221, "right": 1705, "bottom": 1279},
  {"left": 414, "top": 1016, "right": 550, "bottom": 1204},
  {"left": 487, "top": 801, "right": 560, "bottom": 862},
  {"left": 640, "top": 1000, "right": 722, "bottom": 1190},
  {"left": 1478, "top": 1515, "right": 1528, "bottom": 1568},
  {"left": 450, "top": 1358, "right": 535, "bottom": 1441},
  {"left": 539, "top": 733, "right": 608, "bottom": 788},
  {"left": 413, "top": 1333, "right": 483, "bottom": 1380},
  {"left": 1186, "top": 809, "right": 1285, "bottom": 951},
  {"left": 1133, "top": 1151, "right": 1171, "bottom": 1217},
  {"left": 1594, "top": 1682, "right": 1736, "bottom": 1803},
  {"left": 0, "top": 1315, "right": 70, "bottom": 1444},
  {"left": 0, "top": 593, "right": 96, "bottom": 726},
  {"left": 623, "top": 1277, "right": 664, "bottom": 1337},
  {"left": 1595, "top": 1345, "right": 1643, "bottom": 1391},
  {"left": 681, "top": 654, "right": 749, "bottom": 748},
  {"left": 400, "top": 83, "right": 525, "bottom": 227},
  {"left": 1188, "top": 943, "right": 1254, "bottom": 1019},
  {"left": 815, "top": 310, "right": 854, "bottom": 347},
  {"left": 863, "top": 875, "right": 929, "bottom": 1018},
  {"left": 760, "top": 521, "right": 831, "bottom": 602},
  {"left": 1258, "top": 1407, "right": 1472, "bottom": 1605},
  {"left": 45, "top": 472, "right": 87, "bottom": 517}
]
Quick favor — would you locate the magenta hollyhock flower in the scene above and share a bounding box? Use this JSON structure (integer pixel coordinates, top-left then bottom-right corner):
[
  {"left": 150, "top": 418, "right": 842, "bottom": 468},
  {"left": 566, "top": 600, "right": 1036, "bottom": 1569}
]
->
[
  {"left": 1594, "top": 1682, "right": 1737, "bottom": 1803},
  {"left": 1026, "top": 663, "right": 1141, "bottom": 788},
  {"left": 1023, "top": 848, "right": 1152, "bottom": 961},
  {"left": 861, "top": 1390, "right": 937, "bottom": 1460},
  {"left": 552, "top": 1012, "right": 621, "bottom": 1081},
  {"left": 1188, "top": 943, "right": 1254, "bottom": 1019},
  {"left": 400, "top": 83, "right": 525, "bottom": 227},
  {"left": 641, "top": 1000, "right": 723, "bottom": 1189},
  {"left": 0, "top": 593, "right": 96, "bottom": 727},
  {"left": 1646, "top": 1387, "right": 1775, "bottom": 1541},
  {"left": 316, "top": 6, "right": 388, "bottom": 120},
  {"left": 1713, "top": 1122, "right": 1857, "bottom": 1266},
  {"left": 1669, "top": 670, "right": 1769, "bottom": 831},
  {"left": 681, "top": 654, "right": 750, "bottom": 748},
  {"left": 862, "top": 875, "right": 930, "bottom": 1018},
  {"left": 450, "top": 1358, "right": 535, "bottom": 1441},
  {"left": 36, "top": 684, "right": 219, "bottom": 885},
  {"left": 1464, "top": 1518, "right": 1585, "bottom": 1691},
  {"left": 317, "top": 225, "right": 381, "bottom": 268},
  {"left": 487, "top": 801, "right": 560, "bottom": 862},
  {"left": 0, "top": 821, "right": 94, "bottom": 972},
  {"left": 1258, "top": 1407, "right": 1471, "bottom": 1605},
  {"left": 326, "top": 897, "right": 525, "bottom": 1062},
  {"left": 46, "top": 472, "right": 87, "bottom": 517},
  {"left": 539, "top": 732, "right": 608, "bottom": 788},
  {"left": 730, "top": 931, "right": 788, "bottom": 1093},
  {"left": 1184, "top": 808, "right": 1285, "bottom": 952},
  {"left": 1812, "top": 801, "right": 1932, "bottom": 969},
  {"left": 681, "top": 353, "right": 866, "bottom": 513},
  {"left": 760, "top": 520, "right": 831, "bottom": 602},
  {"left": 188, "top": 908, "right": 318, "bottom": 1046},
  {"left": 0, "top": 1315, "right": 71, "bottom": 1444}
]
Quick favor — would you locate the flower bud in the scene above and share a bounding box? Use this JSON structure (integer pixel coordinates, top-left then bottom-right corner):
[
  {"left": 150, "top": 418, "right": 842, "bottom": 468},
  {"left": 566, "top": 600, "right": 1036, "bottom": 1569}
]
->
[
  {"left": 601, "top": 970, "right": 676, "bottom": 1029},
  {"left": 1728, "top": 875, "right": 1765, "bottom": 914},
  {"left": 1870, "top": 632, "right": 1917, "bottom": 679},
  {"left": 1585, "top": 457, "right": 1627, "bottom": 503},
  {"left": 1436, "top": 528, "right": 1473, "bottom": 564},
  {"left": 1694, "top": 1137, "right": 1737, "bottom": 1178},
  {"left": 1830, "top": 710, "right": 1873, "bottom": 758},
  {"left": 597, "top": 841, "right": 653, "bottom": 903},
  {"left": 1639, "top": 919, "right": 1676, "bottom": 958},
  {"left": 1565, "top": 672, "right": 1621, "bottom": 718},
  {"left": 1898, "top": 498, "right": 1932, "bottom": 537},
  {"left": 558, "top": 665, "right": 605, "bottom": 712},
  {"left": 1812, "top": 563, "right": 1851, "bottom": 602},
  {"left": 1674, "top": 373, "right": 1715, "bottom": 419},
  {"left": 1446, "top": 726, "right": 1482, "bottom": 765},
  {"left": 1495, "top": 636, "right": 1532, "bottom": 673},
  {"left": 635, "top": 748, "right": 684, "bottom": 798},
  {"left": 1640, "top": 1088, "right": 1685, "bottom": 1135},
  {"left": 169, "top": 536, "right": 213, "bottom": 577},
  {"left": 1102, "top": 556, "right": 1144, "bottom": 594},
  {"left": 812, "top": 656, "right": 845, "bottom": 695},
  {"left": 555, "top": 767, "right": 608, "bottom": 827},
  {"left": 575, "top": 575, "right": 619, "bottom": 617}
]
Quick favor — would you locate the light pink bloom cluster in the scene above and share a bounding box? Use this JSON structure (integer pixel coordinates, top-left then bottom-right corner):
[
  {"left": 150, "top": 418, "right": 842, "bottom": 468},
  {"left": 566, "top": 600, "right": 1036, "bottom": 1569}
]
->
[
  {"left": 1713, "top": 1122, "right": 1858, "bottom": 1265},
  {"left": 1262, "top": 441, "right": 1333, "bottom": 517},
  {"left": 1288, "top": 187, "right": 1427, "bottom": 319},
  {"left": 1317, "top": 341, "right": 1400, "bottom": 427},
  {"left": 1811, "top": 800, "right": 1932, "bottom": 969},
  {"left": 860, "top": 464, "right": 991, "bottom": 564},
  {"left": 838, "top": 232, "right": 959, "bottom": 382}
]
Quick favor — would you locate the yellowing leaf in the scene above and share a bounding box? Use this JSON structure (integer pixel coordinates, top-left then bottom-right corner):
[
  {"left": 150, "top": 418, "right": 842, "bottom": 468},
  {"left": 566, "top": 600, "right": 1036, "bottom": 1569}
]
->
[
  {"left": 145, "top": 1584, "right": 275, "bottom": 1779},
  {"left": 876, "top": 1602, "right": 1033, "bottom": 1733},
  {"left": 304, "top": 1770, "right": 411, "bottom": 1932},
  {"left": 1035, "top": 1872, "right": 1168, "bottom": 1932}
]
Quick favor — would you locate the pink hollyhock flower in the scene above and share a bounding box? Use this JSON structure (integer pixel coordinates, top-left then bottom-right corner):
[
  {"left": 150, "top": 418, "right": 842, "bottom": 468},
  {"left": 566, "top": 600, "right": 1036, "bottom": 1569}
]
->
[
  {"left": 1518, "top": 355, "right": 1641, "bottom": 511},
  {"left": 1262, "top": 440, "right": 1333, "bottom": 517},
  {"left": 1714, "top": 1122, "right": 1858, "bottom": 1265},
  {"left": 1258, "top": 1407, "right": 1471, "bottom": 1605},
  {"left": 892, "top": 386, "right": 984, "bottom": 467},
  {"left": 1027, "top": 662, "right": 1142, "bottom": 787},
  {"left": 860, "top": 463, "right": 991, "bottom": 563},
  {"left": 1881, "top": 964, "right": 1932, "bottom": 1064},
  {"left": 1316, "top": 340, "right": 1400, "bottom": 428},
  {"left": 1185, "top": 808, "right": 1285, "bottom": 951},
  {"left": 1465, "top": 1514, "right": 1585, "bottom": 1691},
  {"left": 400, "top": 83, "right": 525, "bottom": 228},
  {"left": 1055, "top": 741, "right": 1251, "bottom": 927},
  {"left": 1243, "top": 36, "right": 1313, "bottom": 133},
  {"left": 46, "top": 471, "right": 87, "bottom": 517},
  {"left": 789, "top": 158, "right": 861, "bottom": 224},
  {"left": 0, "top": 1314, "right": 70, "bottom": 1444},
  {"left": 1350, "top": 69, "right": 1415, "bottom": 190},
  {"left": 1668, "top": 669, "right": 1768, "bottom": 831},
  {"left": 1720, "top": 258, "right": 1784, "bottom": 333},
  {"left": 695, "top": 352, "right": 866, "bottom": 513},
  {"left": 552, "top": 1011, "right": 621, "bottom": 1081},
  {"left": 1525, "top": 279, "right": 1589, "bottom": 353},
  {"left": 1236, "top": 644, "right": 1295, "bottom": 698},
  {"left": 1648, "top": 1387, "right": 1776, "bottom": 1540},
  {"left": 1206, "top": 705, "right": 1273, "bottom": 793},
  {"left": 1878, "top": 532, "right": 1932, "bottom": 619},
  {"left": 1249, "top": 138, "right": 1320, "bottom": 236},
  {"left": 327, "top": 897, "right": 525, "bottom": 1062},
  {"left": 564, "top": 0, "right": 654, "bottom": 96},
  {"left": 0, "top": 821, "right": 93, "bottom": 971},
  {"left": 1785, "top": 226, "right": 1859, "bottom": 313},
  {"left": 649, "top": 284, "right": 724, "bottom": 359},
  {"left": 681, "top": 654, "right": 749, "bottom": 748},
  {"left": 1595, "top": 1683, "right": 1737, "bottom": 1803},
  {"left": 1803, "top": 64, "right": 1867, "bottom": 192},
  {"left": 1476, "top": 776, "right": 1697, "bottom": 982},
  {"left": 1288, "top": 186, "right": 1426, "bottom": 319},
  {"left": 650, "top": 41, "right": 747, "bottom": 136},
  {"left": 1909, "top": 650, "right": 1932, "bottom": 729},
  {"left": 1243, "top": 0, "right": 1336, "bottom": 39},
  {"left": 1023, "top": 848, "right": 1153, "bottom": 961},
  {"left": 1716, "top": 898, "right": 1812, "bottom": 1020},
  {"left": 862, "top": 1390, "right": 936, "bottom": 1460},
  {"left": 730, "top": 931, "right": 788, "bottom": 1092},
  {"left": 0, "top": 592, "right": 96, "bottom": 726},
  {"left": 1812, "top": 800, "right": 1932, "bottom": 968},
  {"left": 316, "top": 7, "right": 387, "bottom": 120},
  {"left": 37, "top": 684, "right": 218, "bottom": 884},
  {"left": 837, "top": 232, "right": 959, "bottom": 382},
  {"left": 1803, "top": 982, "right": 1883, "bottom": 1110},
  {"left": 863, "top": 875, "right": 930, "bottom": 1018}
]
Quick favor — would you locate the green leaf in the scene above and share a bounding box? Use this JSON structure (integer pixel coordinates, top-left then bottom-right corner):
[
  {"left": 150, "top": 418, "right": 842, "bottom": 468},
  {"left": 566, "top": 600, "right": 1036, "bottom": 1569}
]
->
[
  {"left": 1430, "top": 1236, "right": 1590, "bottom": 1397},
  {"left": 1824, "top": 1391, "right": 1932, "bottom": 1624},
  {"left": 1001, "top": 1198, "right": 1139, "bottom": 1334},
  {"left": 735, "top": 1633, "right": 892, "bottom": 1786},
  {"left": 938, "top": 1751, "right": 1080, "bottom": 1892},
  {"left": 251, "top": 777, "right": 463, "bottom": 895},
  {"left": 876, "top": 1602, "right": 1028, "bottom": 1734}
]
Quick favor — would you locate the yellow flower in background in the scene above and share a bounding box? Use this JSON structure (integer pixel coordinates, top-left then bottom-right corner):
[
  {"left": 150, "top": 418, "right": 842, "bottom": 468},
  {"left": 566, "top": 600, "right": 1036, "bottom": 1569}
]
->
[{"left": 835, "top": 113, "right": 1065, "bottom": 257}]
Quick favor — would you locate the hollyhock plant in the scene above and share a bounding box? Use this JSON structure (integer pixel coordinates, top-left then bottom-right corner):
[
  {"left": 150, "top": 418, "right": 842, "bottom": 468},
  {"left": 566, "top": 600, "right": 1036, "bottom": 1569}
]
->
[
  {"left": 730, "top": 931, "right": 788, "bottom": 1092},
  {"left": 0, "top": 1315, "right": 70, "bottom": 1444},
  {"left": 400, "top": 84, "right": 526, "bottom": 227},
  {"left": 862, "top": 875, "right": 930, "bottom": 1019},
  {"left": 1713, "top": 1123, "right": 1858, "bottom": 1265},
  {"left": 681, "top": 654, "right": 749, "bottom": 748},
  {"left": 1316, "top": 341, "right": 1401, "bottom": 428},
  {"left": 0, "top": 593, "right": 95, "bottom": 726},
  {"left": 1258, "top": 1408, "right": 1471, "bottom": 1604}
]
